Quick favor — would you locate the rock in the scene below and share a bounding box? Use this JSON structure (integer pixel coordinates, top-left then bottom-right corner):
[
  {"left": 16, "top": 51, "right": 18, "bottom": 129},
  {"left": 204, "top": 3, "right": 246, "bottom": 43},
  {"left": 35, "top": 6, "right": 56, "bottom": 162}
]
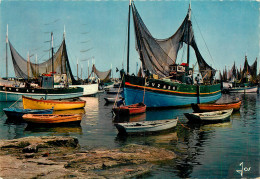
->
[
  {"left": 0, "top": 136, "right": 176, "bottom": 179},
  {"left": 22, "top": 144, "right": 38, "bottom": 153}
]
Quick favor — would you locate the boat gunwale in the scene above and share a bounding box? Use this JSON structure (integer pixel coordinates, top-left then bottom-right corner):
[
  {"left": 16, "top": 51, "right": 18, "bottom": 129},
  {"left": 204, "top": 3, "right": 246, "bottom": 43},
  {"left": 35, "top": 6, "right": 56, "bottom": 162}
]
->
[
  {"left": 22, "top": 95, "right": 86, "bottom": 104},
  {"left": 115, "top": 118, "right": 178, "bottom": 129}
]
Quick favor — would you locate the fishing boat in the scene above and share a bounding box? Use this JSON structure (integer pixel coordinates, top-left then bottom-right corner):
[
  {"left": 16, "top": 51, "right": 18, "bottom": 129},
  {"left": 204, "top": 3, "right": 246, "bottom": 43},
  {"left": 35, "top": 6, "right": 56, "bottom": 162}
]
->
[
  {"left": 184, "top": 109, "right": 233, "bottom": 123},
  {"left": 114, "top": 118, "right": 178, "bottom": 134},
  {"left": 0, "top": 83, "right": 84, "bottom": 102},
  {"left": 191, "top": 100, "right": 241, "bottom": 112},
  {"left": 22, "top": 95, "right": 86, "bottom": 110},
  {"left": 112, "top": 102, "right": 146, "bottom": 116},
  {"left": 69, "top": 83, "right": 98, "bottom": 96},
  {"left": 122, "top": 2, "right": 221, "bottom": 108},
  {"left": 22, "top": 114, "right": 82, "bottom": 125},
  {"left": 2, "top": 33, "right": 85, "bottom": 102},
  {"left": 3, "top": 107, "right": 53, "bottom": 119},
  {"left": 228, "top": 86, "right": 257, "bottom": 93},
  {"left": 221, "top": 57, "right": 258, "bottom": 94}
]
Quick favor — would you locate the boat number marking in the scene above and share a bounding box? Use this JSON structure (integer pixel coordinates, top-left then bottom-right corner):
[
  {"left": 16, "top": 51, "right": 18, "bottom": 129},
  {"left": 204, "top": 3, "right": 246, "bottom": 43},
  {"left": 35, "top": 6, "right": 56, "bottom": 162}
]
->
[{"left": 148, "top": 82, "right": 176, "bottom": 91}]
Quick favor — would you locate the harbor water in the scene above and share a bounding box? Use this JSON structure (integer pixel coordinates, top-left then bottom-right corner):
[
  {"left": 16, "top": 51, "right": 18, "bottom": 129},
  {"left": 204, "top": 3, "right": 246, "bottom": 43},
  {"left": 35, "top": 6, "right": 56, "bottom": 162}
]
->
[{"left": 0, "top": 92, "right": 259, "bottom": 178}]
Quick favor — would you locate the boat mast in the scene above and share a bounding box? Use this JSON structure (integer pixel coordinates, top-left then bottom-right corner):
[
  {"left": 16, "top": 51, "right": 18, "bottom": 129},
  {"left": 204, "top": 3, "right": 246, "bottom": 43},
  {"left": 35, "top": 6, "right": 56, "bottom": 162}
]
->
[
  {"left": 88, "top": 60, "right": 89, "bottom": 83},
  {"left": 77, "top": 58, "right": 79, "bottom": 81},
  {"left": 51, "top": 32, "right": 54, "bottom": 86},
  {"left": 27, "top": 52, "right": 30, "bottom": 79},
  {"left": 6, "top": 24, "right": 8, "bottom": 78},
  {"left": 187, "top": 4, "right": 191, "bottom": 67},
  {"left": 126, "top": 0, "right": 132, "bottom": 74},
  {"left": 62, "top": 25, "right": 65, "bottom": 75},
  {"left": 35, "top": 54, "right": 38, "bottom": 77}
]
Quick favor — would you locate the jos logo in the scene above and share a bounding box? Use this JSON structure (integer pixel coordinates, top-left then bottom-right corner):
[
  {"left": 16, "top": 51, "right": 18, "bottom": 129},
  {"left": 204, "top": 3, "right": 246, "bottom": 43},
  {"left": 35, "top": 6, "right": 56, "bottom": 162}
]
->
[{"left": 236, "top": 162, "right": 251, "bottom": 177}]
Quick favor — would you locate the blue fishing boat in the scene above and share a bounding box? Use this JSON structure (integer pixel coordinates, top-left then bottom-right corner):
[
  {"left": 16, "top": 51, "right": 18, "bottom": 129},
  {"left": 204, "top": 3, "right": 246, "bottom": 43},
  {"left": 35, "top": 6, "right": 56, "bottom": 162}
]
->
[
  {"left": 122, "top": 2, "right": 221, "bottom": 108},
  {"left": 3, "top": 107, "right": 53, "bottom": 119}
]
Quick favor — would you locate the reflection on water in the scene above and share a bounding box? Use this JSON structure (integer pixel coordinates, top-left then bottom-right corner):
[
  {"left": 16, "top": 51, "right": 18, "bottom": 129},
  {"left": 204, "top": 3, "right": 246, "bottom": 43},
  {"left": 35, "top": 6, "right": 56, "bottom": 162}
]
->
[
  {"left": 0, "top": 93, "right": 259, "bottom": 178},
  {"left": 25, "top": 125, "right": 83, "bottom": 135},
  {"left": 113, "top": 113, "right": 146, "bottom": 123},
  {"left": 53, "top": 108, "right": 85, "bottom": 115}
]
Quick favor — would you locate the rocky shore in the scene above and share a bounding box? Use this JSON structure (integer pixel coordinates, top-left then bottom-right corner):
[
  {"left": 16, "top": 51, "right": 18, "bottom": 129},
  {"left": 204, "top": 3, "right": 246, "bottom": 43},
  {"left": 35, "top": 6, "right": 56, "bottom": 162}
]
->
[{"left": 0, "top": 136, "right": 176, "bottom": 178}]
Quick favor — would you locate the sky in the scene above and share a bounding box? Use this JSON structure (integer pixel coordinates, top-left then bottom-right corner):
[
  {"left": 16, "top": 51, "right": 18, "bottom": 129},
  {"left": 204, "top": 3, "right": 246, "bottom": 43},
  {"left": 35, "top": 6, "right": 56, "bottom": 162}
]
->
[{"left": 0, "top": 0, "right": 259, "bottom": 79}]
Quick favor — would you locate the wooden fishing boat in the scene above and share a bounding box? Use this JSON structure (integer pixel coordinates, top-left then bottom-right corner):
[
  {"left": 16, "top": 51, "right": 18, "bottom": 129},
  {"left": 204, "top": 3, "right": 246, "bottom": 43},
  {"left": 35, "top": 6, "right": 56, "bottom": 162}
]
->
[
  {"left": 191, "top": 100, "right": 241, "bottom": 112},
  {"left": 22, "top": 114, "right": 82, "bottom": 125},
  {"left": 3, "top": 107, "right": 53, "bottom": 119},
  {"left": 22, "top": 95, "right": 86, "bottom": 110},
  {"left": 122, "top": 2, "right": 221, "bottom": 108},
  {"left": 114, "top": 118, "right": 178, "bottom": 134},
  {"left": 184, "top": 109, "right": 233, "bottom": 123},
  {"left": 228, "top": 86, "right": 257, "bottom": 93},
  {"left": 112, "top": 103, "right": 146, "bottom": 116}
]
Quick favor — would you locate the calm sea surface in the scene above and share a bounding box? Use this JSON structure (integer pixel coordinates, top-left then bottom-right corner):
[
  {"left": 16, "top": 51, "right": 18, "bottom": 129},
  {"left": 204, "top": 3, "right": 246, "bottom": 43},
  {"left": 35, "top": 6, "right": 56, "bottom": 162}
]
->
[{"left": 0, "top": 92, "right": 259, "bottom": 178}]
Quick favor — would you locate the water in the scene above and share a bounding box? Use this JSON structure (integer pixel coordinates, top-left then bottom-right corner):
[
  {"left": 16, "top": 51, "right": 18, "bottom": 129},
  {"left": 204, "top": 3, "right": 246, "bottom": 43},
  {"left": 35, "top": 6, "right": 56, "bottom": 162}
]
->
[{"left": 0, "top": 92, "right": 259, "bottom": 178}]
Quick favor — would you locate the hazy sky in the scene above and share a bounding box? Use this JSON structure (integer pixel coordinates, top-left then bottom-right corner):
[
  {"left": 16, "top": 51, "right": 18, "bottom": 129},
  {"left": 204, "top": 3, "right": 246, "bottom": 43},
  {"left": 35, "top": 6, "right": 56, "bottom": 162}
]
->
[{"left": 0, "top": 0, "right": 259, "bottom": 78}]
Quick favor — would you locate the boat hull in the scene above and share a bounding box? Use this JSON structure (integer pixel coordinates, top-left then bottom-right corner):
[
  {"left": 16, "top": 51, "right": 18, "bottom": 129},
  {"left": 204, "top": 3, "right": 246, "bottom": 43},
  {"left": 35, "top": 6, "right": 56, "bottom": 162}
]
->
[
  {"left": 112, "top": 103, "right": 146, "bottom": 116},
  {"left": 184, "top": 109, "right": 233, "bottom": 123},
  {"left": 22, "top": 114, "right": 82, "bottom": 125},
  {"left": 3, "top": 108, "right": 53, "bottom": 119},
  {"left": 123, "top": 76, "right": 221, "bottom": 108},
  {"left": 228, "top": 86, "right": 257, "bottom": 93},
  {"left": 0, "top": 86, "right": 83, "bottom": 102},
  {"left": 115, "top": 118, "right": 177, "bottom": 134},
  {"left": 70, "top": 84, "right": 98, "bottom": 96},
  {"left": 191, "top": 100, "right": 241, "bottom": 112},
  {"left": 23, "top": 96, "right": 86, "bottom": 110}
]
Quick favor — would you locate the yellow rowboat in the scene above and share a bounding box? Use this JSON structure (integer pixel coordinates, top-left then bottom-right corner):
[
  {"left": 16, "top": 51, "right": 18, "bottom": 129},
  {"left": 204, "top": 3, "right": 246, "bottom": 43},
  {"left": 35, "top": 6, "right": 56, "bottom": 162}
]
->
[
  {"left": 22, "top": 96, "right": 86, "bottom": 110},
  {"left": 22, "top": 114, "right": 82, "bottom": 125}
]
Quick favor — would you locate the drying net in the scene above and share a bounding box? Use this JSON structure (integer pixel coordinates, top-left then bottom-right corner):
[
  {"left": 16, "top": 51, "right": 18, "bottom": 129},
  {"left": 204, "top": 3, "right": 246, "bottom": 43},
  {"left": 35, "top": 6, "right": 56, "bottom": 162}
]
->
[
  {"left": 132, "top": 3, "right": 215, "bottom": 80},
  {"left": 9, "top": 39, "right": 77, "bottom": 84},
  {"left": 91, "top": 64, "right": 111, "bottom": 81}
]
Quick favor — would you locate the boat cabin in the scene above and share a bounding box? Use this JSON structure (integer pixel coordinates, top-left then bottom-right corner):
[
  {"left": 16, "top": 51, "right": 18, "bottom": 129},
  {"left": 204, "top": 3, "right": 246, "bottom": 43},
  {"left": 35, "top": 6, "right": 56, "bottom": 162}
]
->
[{"left": 169, "top": 63, "right": 193, "bottom": 84}]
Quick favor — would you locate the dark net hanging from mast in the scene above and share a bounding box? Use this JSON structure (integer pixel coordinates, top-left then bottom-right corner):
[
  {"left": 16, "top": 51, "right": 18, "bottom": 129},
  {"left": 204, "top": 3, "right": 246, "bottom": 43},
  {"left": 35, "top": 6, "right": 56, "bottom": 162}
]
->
[
  {"left": 9, "top": 39, "right": 77, "bottom": 84},
  {"left": 91, "top": 64, "right": 111, "bottom": 82},
  {"left": 131, "top": 3, "right": 216, "bottom": 80}
]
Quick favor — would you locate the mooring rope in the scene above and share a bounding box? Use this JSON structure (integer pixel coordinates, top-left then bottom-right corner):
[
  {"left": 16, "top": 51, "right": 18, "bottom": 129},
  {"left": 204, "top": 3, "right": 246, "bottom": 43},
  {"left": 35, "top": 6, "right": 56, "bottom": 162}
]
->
[
  {"left": 9, "top": 97, "right": 22, "bottom": 108},
  {"left": 176, "top": 117, "right": 191, "bottom": 130},
  {"left": 113, "top": 73, "right": 124, "bottom": 109}
]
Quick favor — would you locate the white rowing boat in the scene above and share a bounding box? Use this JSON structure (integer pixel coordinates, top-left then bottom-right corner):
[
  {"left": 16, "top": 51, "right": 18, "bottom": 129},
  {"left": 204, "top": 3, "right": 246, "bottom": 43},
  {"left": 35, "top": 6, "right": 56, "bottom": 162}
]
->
[
  {"left": 184, "top": 109, "right": 233, "bottom": 123},
  {"left": 114, "top": 118, "right": 178, "bottom": 134}
]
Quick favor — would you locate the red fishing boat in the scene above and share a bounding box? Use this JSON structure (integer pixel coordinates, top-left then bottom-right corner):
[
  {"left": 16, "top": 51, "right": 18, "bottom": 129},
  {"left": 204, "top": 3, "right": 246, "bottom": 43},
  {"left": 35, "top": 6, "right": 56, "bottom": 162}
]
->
[
  {"left": 191, "top": 100, "right": 241, "bottom": 112},
  {"left": 112, "top": 103, "right": 146, "bottom": 116}
]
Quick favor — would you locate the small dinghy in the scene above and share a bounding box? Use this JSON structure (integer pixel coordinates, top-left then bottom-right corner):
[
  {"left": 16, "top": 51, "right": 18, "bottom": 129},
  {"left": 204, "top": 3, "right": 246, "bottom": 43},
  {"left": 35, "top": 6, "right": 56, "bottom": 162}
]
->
[
  {"left": 184, "top": 109, "right": 233, "bottom": 123},
  {"left": 191, "top": 100, "right": 241, "bottom": 112},
  {"left": 115, "top": 118, "right": 178, "bottom": 134},
  {"left": 112, "top": 102, "right": 146, "bottom": 116},
  {"left": 22, "top": 114, "right": 82, "bottom": 125},
  {"left": 22, "top": 96, "right": 86, "bottom": 110},
  {"left": 3, "top": 108, "right": 53, "bottom": 119}
]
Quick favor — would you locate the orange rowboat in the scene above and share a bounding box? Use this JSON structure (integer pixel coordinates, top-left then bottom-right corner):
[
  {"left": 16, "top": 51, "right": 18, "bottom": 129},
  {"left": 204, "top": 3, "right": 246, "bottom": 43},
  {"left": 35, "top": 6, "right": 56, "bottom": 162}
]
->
[
  {"left": 22, "top": 114, "right": 82, "bottom": 125},
  {"left": 112, "top": 102, "right": 146, "bottom": 116},
  {"left": 22, "top": 96, "right": 86, "bottom": 110},
  {"left": 191, "top": 100, "right": 241, "bottom": 112}
]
